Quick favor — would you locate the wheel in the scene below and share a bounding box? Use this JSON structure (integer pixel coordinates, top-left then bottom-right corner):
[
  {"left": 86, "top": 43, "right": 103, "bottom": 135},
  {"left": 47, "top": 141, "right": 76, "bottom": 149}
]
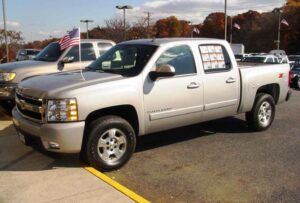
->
[
  {"left": 82, "top": 115, "right": 136, "bottom": 171},
  {"left": 246, "top": 93, "right": 275, "bottom": 131},
  {"left": 295, "top": 76, "right": 300, "bottom": 89}
]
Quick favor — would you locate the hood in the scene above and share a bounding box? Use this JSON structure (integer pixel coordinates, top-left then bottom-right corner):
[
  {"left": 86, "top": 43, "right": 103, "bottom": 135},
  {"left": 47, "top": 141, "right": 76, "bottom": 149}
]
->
[
  {"left": 18, "top": 70, "right": 123, "bottom": 98},
  {"left": 0, "top": 60, "right": 51, "bottom": 72}
]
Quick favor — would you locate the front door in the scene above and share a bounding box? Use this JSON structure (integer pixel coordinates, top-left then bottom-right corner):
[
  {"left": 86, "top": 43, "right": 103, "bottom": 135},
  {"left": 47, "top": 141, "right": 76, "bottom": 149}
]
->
[{"left": 143, "top": 45, "right": 204, "bottom": 134}]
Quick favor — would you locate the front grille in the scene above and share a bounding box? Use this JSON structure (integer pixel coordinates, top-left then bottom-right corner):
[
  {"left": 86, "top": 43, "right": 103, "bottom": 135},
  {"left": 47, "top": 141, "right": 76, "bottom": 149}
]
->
[{"left": 16, "top": 92, "right": 44, "bottom": 122}]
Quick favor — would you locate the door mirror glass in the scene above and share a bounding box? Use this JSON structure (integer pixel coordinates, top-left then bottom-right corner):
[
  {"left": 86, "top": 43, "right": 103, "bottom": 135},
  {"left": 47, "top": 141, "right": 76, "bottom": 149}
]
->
[
  {"left": 61, "top": 56, "right": 74, "bottom": 63},
  {"left": 149, "top": 64, "right": 175, "bottom": 81}
]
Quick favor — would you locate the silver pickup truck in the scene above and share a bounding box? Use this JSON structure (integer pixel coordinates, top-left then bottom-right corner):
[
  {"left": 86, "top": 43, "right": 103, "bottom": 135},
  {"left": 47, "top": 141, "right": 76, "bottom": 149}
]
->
[
  {"left": 0, "top": 39, "right": 115, "bottom": 108},
  {"left": 12, "top": 38, "right": 292, "bottom": 171}
]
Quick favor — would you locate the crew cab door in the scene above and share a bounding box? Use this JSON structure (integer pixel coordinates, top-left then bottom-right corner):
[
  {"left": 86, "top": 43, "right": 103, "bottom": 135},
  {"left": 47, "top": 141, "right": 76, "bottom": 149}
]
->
[
  {"left": 143, "top": 44, "right": 204, "bottom": 134},
  {"left": 198, "top": 44, "right": 240, "bottom": 119},
  {"left": 61, "top": 43, "right": 97, "bottom": 71}
]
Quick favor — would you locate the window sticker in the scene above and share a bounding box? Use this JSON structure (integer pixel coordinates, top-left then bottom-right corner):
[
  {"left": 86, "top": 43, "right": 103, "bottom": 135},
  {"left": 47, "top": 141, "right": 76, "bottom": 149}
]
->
[{"left": 200, "top": 45, "right": 226, "bottom": 71}]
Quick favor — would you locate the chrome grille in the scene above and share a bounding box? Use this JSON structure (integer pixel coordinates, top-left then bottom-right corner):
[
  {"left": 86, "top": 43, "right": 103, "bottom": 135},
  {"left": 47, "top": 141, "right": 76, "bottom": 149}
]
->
[{"left": 15, "top": 92, "right": 45, "bottom": 122}]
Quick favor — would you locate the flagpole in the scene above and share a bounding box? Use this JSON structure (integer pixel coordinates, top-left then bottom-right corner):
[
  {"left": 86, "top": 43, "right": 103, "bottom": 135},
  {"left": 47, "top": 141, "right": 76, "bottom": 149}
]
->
[{"left": 78, "top": 27, "right": 85, "bottom": 80}]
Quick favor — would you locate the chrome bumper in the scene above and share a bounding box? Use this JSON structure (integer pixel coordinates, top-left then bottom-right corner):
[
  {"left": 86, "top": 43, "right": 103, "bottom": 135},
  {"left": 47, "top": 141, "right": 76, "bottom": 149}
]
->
[{"left": 12, "top": 107, "right": 85, "bottom": 153}]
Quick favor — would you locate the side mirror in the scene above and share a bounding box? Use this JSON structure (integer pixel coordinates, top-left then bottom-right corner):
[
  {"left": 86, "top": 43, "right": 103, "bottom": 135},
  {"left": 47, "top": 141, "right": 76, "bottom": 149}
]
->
[
  {"left": 61, "top": 56, "right": 74, "bottom": 63},
  {"left": 149, "top": 64, "right": 176, "bottom": 81}
]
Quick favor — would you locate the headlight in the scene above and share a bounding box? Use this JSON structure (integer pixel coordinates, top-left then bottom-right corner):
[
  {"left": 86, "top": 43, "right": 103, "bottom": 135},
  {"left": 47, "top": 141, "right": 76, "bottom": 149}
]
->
[
  {"left": 47, "top": 98, "right": 78, "bottom": 122},
  {"left": 0, "top": 72, "right": 16, "bottom": 81}
]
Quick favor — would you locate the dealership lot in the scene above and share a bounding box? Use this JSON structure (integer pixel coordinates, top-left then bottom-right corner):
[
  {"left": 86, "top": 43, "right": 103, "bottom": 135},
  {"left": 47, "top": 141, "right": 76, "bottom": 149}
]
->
[{"left": 0, "top": 90, "right": 299, "bottom": 202}]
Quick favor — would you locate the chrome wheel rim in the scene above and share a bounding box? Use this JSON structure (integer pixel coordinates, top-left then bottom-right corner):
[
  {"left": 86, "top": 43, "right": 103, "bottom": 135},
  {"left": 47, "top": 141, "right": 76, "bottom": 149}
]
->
[
  {"left": 258, "top": 101, "right": 272, "bottom": 127},
  {"left": 97, "top": 128, "right": 127, "bottom": 164}
]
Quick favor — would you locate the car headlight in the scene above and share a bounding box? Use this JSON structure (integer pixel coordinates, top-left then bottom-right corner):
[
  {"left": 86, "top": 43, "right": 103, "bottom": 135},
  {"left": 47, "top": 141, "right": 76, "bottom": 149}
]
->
[
  {"left": 47, "top": 98, "right": 78, "bottom": 122},
  {"left": 0, "top": 72, "right": 16, "bottom": 81}
]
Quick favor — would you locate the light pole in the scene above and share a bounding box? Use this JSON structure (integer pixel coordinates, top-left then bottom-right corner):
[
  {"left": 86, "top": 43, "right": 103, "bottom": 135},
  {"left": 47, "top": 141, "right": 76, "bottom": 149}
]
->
[
  {"left": 116, "top": 5, "right": 133, "bottom": 40},
  {"left": 273, "top": 8, "right": 282, "bottom": 50},
  {"left": 224, "top": 0, "right": 228, "bottom": 41},
  {"left": 2, "top": 0, "right": 9, "bottom": 62},
  {"left": 80, "top": 19, "right": 94, "bottom": 39}
]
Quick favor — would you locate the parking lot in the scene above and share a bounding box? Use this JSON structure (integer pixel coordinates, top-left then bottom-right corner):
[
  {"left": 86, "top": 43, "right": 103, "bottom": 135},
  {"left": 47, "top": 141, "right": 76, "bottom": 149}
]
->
[{"left": 0, "top": 90, "right": 299, "bottom": 203}]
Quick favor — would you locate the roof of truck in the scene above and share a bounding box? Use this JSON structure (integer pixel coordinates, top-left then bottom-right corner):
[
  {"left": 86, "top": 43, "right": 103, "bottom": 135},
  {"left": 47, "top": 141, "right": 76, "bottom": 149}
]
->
[
  {"left": 80, "top": 39, "right": 115, "bottom": 44},
  {"left": 120, "top": 38, "right": 224, "bottom": 46}
]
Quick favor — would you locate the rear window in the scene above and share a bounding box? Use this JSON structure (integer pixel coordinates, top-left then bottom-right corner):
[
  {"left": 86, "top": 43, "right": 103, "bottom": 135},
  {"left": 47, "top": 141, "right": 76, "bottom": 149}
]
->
[{"left": 98, "top": 43, "right": 113, "bottom": 55}]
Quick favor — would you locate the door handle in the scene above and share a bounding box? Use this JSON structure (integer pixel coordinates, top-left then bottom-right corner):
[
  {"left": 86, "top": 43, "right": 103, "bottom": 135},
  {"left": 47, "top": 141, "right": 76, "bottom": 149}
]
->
[
  {"left": 226, "top": 77, "right": 236, "bottom": 83},
  {"left": 187, "top": 82, "right": 200, "bottom": 89}
]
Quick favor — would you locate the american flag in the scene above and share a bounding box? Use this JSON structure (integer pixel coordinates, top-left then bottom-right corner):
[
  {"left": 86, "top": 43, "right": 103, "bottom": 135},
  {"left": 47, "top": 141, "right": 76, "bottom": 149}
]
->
[
  {"left": 233, "top": 23, "right": 241, "bottom": 30},
  {"left": 59, "top": 28, "right": 80, "bottom": 50},
  {"left": 281, "top": 19, "right": 289, "bottom": 26}
]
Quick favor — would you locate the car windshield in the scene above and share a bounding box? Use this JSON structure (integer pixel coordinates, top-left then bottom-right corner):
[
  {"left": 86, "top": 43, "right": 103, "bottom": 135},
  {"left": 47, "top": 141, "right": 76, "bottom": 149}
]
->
[
  {"left": 289, "top": 56, "right": 300, "bottom": 63},
  {"left": 242, "top": 57, "right": 266, "bottom": 63},
  {"left": 292, "top": 64, "right": 300, "bottom": 71},
  {"left": 34, "top": 42, "right": 63, "bottom": 62},
  {"left": 87, "top": 44, "right": 158, "bottom": 77}
]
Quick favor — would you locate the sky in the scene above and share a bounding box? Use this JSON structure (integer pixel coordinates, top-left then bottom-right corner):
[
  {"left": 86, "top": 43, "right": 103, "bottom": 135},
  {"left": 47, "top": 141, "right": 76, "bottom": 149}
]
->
[{"left": 0, "top": 0, "right": 286, "bottom": 42}]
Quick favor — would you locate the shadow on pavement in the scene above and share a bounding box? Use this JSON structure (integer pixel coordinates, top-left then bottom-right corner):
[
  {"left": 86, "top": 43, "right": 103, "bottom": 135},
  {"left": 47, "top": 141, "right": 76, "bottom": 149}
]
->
[
  {"left": 0, "top": 124, "right": 83, "bottom": 172},
  {"left": 0, "top": 116, "right": 249, "bottom": 171},
  {"left": 136, "top": 116, "right": 249, "bottom": 152}
]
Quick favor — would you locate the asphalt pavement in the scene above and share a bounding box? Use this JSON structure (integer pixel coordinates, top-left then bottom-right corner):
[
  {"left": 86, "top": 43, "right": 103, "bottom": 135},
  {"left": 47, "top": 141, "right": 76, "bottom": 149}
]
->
[{"left": 0, "top": 90, "right": 300, "bottom": 202}]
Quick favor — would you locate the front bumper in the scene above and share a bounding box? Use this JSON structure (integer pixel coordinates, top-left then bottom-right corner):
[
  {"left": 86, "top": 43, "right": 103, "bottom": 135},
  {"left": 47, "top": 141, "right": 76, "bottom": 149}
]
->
[
  {"left": 0, "top": 83, "right": 17, "bottom": 100},
  {"left": 12, "top": 107, "right": 85, "bottom": 153}
]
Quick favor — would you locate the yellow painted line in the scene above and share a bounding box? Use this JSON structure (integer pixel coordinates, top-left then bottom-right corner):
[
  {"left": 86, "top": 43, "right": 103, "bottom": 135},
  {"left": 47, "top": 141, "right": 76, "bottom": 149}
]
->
[{"left": 85, "top": 167, "right": 151, "bottom": 203}]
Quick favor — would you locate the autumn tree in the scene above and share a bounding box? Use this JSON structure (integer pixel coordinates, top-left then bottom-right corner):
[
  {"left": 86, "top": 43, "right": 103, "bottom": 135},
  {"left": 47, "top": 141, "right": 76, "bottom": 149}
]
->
[{"left": 155, "top": 16, "right": 191, "bottom": 38}]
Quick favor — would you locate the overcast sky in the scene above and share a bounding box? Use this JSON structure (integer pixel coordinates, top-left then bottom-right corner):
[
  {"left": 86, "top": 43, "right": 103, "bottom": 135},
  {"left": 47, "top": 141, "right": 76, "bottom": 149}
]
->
[{"left": 0, "top": 0, "right": 286, "bottom": 42}]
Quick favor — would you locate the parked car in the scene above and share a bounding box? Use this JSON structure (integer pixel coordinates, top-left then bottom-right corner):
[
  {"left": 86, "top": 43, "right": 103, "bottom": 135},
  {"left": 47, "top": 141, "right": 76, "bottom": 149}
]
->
[
  {"left": 234, "top": 54, "right": 250, "bottom": 62},
  {"left": 16, "top": 49, "right": 40, "bottom": 61},
  {"left": 291, "top": 63, "right": 300, "bottom": 89},
  {"left": 241, "top": 55, "right": 279, "bottom": 64},
  {"left": 0, "top": 39, "right": 115, "bottom": 109},
  {"left": 288, "top": 55, "right": 300, "bottom": 65},
  {"left": 12, "top": 38, "right": 291, "bottom": 171}
]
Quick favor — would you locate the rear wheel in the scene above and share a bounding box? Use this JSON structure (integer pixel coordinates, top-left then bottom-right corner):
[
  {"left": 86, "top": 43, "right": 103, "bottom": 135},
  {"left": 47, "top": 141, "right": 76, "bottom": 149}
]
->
[
  {"left": 246, "top": 93, "right": 275, "bottom": 131},
  {"left": 82, "top": 116, "right": 136, "bottom": 171}
]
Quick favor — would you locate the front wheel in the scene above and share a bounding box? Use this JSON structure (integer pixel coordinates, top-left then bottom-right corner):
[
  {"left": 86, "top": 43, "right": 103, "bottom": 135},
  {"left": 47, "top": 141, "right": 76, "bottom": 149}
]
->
[
  {"left": 246, "top": 93, "right": 275, "bottom": 131},
  {"left": 83, "top": 116, "right": 136, "bottom": 171}
]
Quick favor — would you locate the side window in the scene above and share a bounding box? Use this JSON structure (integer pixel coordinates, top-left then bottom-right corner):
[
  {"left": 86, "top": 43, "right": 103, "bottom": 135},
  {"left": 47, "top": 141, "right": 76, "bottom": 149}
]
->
[
  {"left": 156, "top": 45, "right": 196, "bottom": 75},
  {"left": 98, "top": 43, "right": 113, "bottom": 56},
  {"left": 199, "top": 45, "right": 232, "bottom": 73},
  {"left": 65, "top": 43, "right": 96, "bottom": 62}
]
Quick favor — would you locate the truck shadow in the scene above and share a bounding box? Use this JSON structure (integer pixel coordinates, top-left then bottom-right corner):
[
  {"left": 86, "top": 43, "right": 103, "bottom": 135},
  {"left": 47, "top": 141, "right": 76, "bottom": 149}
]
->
[
  {"left": 136, "top": 116, "right": 250, "bottom": 152},
  {"left": 0, "top": 116, "right": 250, "bottom": 171}
]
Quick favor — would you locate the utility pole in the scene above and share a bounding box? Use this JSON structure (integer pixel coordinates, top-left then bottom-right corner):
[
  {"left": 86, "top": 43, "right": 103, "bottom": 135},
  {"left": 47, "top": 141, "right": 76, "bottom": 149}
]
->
[
  {"left": 2, "top": 0, "right": 9, "bottom": 62},
  {"left": 273, "top": 8, "right": 282, "bottom": 50},
  {"left": 224, "top": 0, "right": 228, "bottom": 41},
  {"left": 276, "top": 11, "right": 282, "bottom": 50},
  {"left": 80, "top": 19, "right": 94, "bottom": 39},
  {"left": 116, "top": 5, "right": 133, "bottom": 40},
  {"left": 145, "top": 11, "right": 152, "bottom": 38}
]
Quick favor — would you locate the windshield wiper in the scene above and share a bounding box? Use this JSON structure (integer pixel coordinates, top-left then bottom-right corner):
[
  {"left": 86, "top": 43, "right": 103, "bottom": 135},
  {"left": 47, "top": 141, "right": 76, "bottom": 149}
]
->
[{"left": 34, "top": 57, "right": 53, "bottom": 62}]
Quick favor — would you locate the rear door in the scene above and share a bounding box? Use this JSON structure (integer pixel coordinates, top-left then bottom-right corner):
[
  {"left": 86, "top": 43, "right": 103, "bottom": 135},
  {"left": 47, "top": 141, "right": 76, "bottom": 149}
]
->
[{"left": 198, "top": 44, "right": 240, "bottom": 119}]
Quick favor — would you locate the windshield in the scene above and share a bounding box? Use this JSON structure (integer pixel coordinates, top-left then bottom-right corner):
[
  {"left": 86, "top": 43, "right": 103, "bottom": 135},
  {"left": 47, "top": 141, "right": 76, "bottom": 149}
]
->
[
  {"left": 242, "top": 57, "right": 266, "bottom": 63},
  {"left": 87, "top": 44, "right": 158, "bottom": 77},
  {"left": 292, "top": 64, "right": 300, "bottom": 71},
  {"left": 34, "top": 42, "right": 63, "bottom": 62}
]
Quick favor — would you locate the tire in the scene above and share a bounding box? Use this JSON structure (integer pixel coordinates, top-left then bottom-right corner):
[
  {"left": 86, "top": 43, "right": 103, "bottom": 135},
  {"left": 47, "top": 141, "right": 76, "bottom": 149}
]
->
[
  {"left": 82, "top": 115, "right": 136, "bottom": 171},
  {"left": 245, "top": 93, "right": 275, "bottom": 131},
  {"left": 295, "top": 76, "right": 300, "bottom": 89}
]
